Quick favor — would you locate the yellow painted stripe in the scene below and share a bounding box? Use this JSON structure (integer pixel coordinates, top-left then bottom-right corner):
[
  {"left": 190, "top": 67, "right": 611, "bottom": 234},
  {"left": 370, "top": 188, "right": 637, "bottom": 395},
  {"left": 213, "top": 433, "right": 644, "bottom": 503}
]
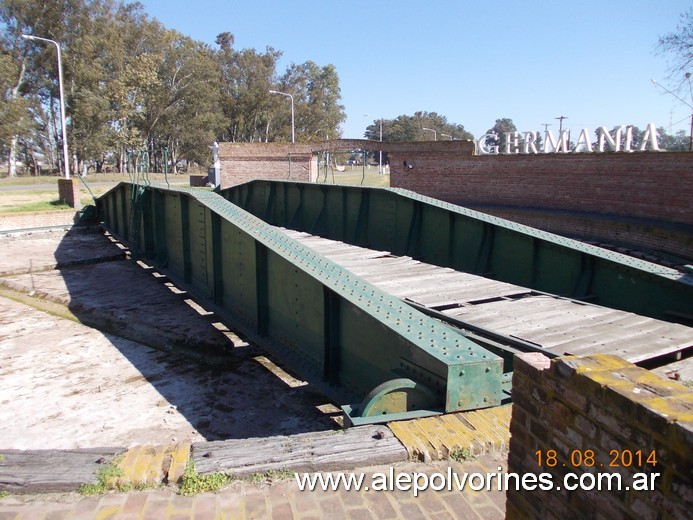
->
[
  {"left": 114, "top": 445, "right": 142, "bottom": 487},
  {"left": 388, "top": 405, "right": 512, "bottom": 461},
  {"left": 167, "top": 442, "right": 191, "bottom": 483},
  {"left": 144, "top": 445, "right": 166, "bottom": 485},
  {"left": 388, "top": 421, "right": 436, "bottom": 461}
]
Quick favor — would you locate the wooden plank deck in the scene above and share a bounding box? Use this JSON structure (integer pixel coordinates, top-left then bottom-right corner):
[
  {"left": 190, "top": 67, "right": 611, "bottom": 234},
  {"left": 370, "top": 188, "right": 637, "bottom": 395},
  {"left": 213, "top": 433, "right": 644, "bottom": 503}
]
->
[{"left": 282, "top": 229, "right": 693, "bottom": 365}]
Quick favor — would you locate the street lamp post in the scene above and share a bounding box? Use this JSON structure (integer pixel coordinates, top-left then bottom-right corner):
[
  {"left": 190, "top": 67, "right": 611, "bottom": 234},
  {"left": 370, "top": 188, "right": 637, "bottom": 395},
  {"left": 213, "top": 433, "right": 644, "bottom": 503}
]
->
[
  {"left": 651, "top": 77, "right": 693, "bottom": 151},
  {"left": 378, "top": 118, "right": 382, "bottom": 173},
  {"left": 22, "top": 34, "right": 70, "bottom": 179},
  {"left": 441, "top": 133, "right": 453, "bottom": 140},
  {"left": 422, "top": 127, "right": 437, "bottom": 140},
  {"left": 269, "top": 89, "right": 295, "bottom": 143}
]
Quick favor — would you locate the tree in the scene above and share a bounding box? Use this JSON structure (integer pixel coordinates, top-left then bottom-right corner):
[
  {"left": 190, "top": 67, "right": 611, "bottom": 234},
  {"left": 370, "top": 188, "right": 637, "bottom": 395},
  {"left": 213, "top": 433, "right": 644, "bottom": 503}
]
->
[
  {"left": 369, "top": 114, "right": 419, "bottom": 142},
  {"left": 2, "top": 0, "right": 95, "bottom": 177},
  {"left": 362, "top": 111, "right": 473, "bottom": 165},
  {"left": 365, "top": 111, "right": 473, "bottom": 142},
  {"left": 67, "top": 0, "right": 125, "bottom": 174},
  {"left": 1, "top": 0, "right": 162, "bottom": 175},
  {"left": 657, "top": 126, "right": 689, "bottom": 150},
  {"left": 0, "top": 47, "right": 34, "bottom": 175},
  {"left": 0, "top": 0, "right": 58, "bottom": 176},
  {"left": 274, "top": 60, "right": 346, "bottom": 142},
  {"left": 216, "top": 34, "right": 283, "bottom": 143},
  {"left": 148, "top": 31, "right": 226, "bottom": 171},
  {"left": 482, "top": 118, "right": 517, "bottom": 150},
  {"left": 102, "top": 5, "right": 166, "bottom": 173},
  {"left": 1, "top": 0, "right": 348, "bottom": 176},
  {"left": 658, "top": 8, "right": 693, "bottom": 79}
]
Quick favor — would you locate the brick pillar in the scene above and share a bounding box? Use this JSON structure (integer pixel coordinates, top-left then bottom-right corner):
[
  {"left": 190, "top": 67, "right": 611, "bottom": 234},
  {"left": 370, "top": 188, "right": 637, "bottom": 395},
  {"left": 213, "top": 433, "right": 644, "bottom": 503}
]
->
[
  {"left": 57, "top": 178, "right": 81, "bottom": 209},
  {"left": 507, "top": 353, "right": 693, "bottom": 519}
]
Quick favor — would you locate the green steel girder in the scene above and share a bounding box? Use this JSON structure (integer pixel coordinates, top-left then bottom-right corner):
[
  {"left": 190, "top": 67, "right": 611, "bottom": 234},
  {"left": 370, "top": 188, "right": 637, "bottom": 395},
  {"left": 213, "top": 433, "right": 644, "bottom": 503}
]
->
[
  {"left": 96, "top": 182, "right": 504, "bottom": 425},
  {"left": 221, "top": 180, "right": 693, "bottom": 324}
]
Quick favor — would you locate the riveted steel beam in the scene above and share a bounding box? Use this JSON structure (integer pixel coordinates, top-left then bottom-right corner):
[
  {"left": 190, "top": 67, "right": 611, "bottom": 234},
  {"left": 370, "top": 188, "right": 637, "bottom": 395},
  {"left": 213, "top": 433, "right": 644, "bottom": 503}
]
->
[{"left": 96, "top": 183, "right": 504, "bottom": 425}]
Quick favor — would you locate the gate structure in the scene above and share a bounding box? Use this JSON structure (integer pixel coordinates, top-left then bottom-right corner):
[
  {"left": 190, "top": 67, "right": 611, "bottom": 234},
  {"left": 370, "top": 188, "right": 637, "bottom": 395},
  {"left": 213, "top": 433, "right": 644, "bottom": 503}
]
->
[{"left": 97, "top": 180, "right": 692, "bottom": 426}]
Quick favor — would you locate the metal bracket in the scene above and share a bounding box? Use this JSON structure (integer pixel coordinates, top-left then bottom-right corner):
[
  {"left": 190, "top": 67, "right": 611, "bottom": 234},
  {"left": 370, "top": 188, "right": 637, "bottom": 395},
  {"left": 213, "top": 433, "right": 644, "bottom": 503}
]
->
[{"left": 342, "top": 378, "right": 442, "bottom": 427}]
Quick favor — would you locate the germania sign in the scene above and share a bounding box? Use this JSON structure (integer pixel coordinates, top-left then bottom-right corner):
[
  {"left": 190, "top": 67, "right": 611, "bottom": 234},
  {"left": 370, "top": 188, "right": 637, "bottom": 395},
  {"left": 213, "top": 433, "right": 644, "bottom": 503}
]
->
[{"left": 477, "top": 123, "right": 662, "bottom": 155}]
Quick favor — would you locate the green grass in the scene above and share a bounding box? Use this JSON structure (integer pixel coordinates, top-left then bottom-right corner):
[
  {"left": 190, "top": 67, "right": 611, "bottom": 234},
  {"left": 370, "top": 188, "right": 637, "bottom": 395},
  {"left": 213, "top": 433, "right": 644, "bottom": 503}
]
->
[
  {"left": 0, "top": 173, "right": 187, "bottom": 214},
  {"left": 0, "top": 171, "right": 192, "bottom": 185},
  {"left": 177, "top": 462, "right": 295, "bottom": 496},
  {"left": 0, "top": 174, "right": 61, "bottom": 186},
  {"left": 449, "top": 447, "right": 474, "bottom": 462},
  {"left": 316, "top": 170, "right": 390, "bottom": 187},
  {"left": 0, "top": 170, "right": 389, "bottom": 215},
  {"left": 79, "top": 455, "right": 126, "bottom": 496},
  {"left": 2, "top": 200, "right": 73, "bottom": 213},
  {"left": 178, "top": 460, "right": 230, "bottom": 496},
  {"left": 78, "top": 454, "right": 155, "bottom": 495}
]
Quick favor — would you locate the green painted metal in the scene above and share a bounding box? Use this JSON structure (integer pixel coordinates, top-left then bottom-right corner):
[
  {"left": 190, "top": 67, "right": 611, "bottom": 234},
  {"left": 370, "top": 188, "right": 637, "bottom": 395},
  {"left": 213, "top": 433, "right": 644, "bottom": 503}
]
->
[
  {"left": 96, "top": 182, "right": 504, "bottom": 425},
  {"left": 221, "top": 180, "right": 693, "bottom": 325},
  {"left": 342, "top": 376, "right": 442, "bottom": 427},
  {"left": 358, "top": 378, "right": 438, "bottom": 417}
]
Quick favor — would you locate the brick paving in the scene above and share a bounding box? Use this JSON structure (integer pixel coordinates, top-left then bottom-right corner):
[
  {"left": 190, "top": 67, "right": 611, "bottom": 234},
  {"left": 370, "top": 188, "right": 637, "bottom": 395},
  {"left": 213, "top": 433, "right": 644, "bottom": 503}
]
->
[{"left": 0, "top": 453, "right": 507, "bottom": 519}]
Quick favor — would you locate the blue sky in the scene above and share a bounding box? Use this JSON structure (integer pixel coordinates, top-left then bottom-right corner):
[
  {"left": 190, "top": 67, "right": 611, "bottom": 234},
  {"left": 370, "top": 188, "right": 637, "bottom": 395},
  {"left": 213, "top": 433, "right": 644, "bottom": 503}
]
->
[{"left": 136, "top": 0, "right": 692, "bottom": 140}]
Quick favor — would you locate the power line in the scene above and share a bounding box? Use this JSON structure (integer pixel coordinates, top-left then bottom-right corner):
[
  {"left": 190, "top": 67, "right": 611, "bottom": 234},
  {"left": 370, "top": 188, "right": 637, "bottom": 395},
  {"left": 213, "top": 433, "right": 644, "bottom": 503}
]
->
[{"left": 666, "top": 114, "right": 693, "bottom": 130}]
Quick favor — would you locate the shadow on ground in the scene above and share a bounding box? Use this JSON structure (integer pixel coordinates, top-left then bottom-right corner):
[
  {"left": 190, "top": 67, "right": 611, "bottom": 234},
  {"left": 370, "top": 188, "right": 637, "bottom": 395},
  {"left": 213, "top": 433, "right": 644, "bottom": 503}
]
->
[{"left": 0, "top": 226, "right": 339, "bottom": 448}]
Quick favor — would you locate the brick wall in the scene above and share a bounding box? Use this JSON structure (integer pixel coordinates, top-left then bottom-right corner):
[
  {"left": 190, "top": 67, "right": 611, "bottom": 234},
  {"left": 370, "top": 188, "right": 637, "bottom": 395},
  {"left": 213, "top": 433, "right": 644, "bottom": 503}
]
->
[
  {"left": 217, "top": 139, "right": 476, "bottom": 188},
  {"left": 217, "top": 141, "right": 692, "bottom": 259},
  {"left": 507, "top": 352, "right": 692, "bottom": 519},
  {"left": 219, "top": 142, "right": 319, "bottom": 187},
  {"left": 390, "top": 152, "right": 693, "bottom": 259}
]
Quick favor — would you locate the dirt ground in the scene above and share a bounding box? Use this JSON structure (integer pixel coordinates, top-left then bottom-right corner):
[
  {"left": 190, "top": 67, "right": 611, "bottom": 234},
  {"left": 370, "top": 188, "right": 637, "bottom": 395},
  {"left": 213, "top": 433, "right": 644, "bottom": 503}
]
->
[{"left": 0, "top": 227, "right": 340, "bottom": 450}]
